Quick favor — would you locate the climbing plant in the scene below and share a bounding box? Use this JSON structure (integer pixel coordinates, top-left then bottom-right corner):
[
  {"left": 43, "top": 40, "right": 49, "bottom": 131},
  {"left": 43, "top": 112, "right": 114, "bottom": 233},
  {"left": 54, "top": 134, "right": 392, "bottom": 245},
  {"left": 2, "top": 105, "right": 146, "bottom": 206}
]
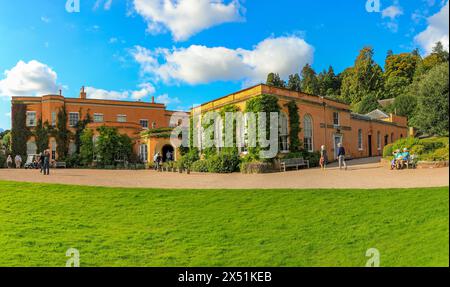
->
[
  {"left": 35, "top": 118, "right": 50, "bottom": 154},
  {"left": 74, "top": 109, "right": 92, "bottom": 153},
  {"left": 11, "top": 102, "right": 30, "bottom": 157},
  {"left": 56, "top": 105, "right": 70, "bottom": 160},
  {"left": 286, "top": 100, "right": 301, "bottom": 152}
]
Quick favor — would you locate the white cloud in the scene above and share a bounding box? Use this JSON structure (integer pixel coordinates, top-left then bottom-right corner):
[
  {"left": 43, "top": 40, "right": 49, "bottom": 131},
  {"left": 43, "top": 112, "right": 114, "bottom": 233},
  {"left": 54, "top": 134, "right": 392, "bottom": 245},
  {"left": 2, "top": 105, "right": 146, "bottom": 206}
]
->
[
  {"left": 85, "top": 83, "right": 155, "bottom": 101},
  {"left": 133, "top": 0, "right": 245, "bottom": 41},
  {"left": 0, "top": 60, "right": 59, "bottom": 98},
  {"left": 415, "top": 1, "right": 449, "bottom": 54},
  {"left": 109, "top": 37, "right": 118, "bottom": 44},
  {"left": 382, "top": 5, "right": 403, "bottom": 20},
  {"left": 156, "top": 94, "right": 181, "bottom": 105},
  {"left": 131, "top": 36, "right": 314, "bottom": 85},
  {"left": 41, "top": 16, "right": 51, "bottom": 23}
]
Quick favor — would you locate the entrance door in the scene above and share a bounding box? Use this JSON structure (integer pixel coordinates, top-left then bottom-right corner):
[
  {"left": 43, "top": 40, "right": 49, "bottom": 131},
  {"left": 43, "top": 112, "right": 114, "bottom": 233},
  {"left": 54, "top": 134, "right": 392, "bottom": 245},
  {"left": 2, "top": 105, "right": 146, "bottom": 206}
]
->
[
  {"left": 368, "top": 135, "right": 373, "bottom": 157},
  {"left": 162, "top": 145, "right": 175, "bottom": 162},
  {"left": 333, "top": 134, "right": 343, "bottom": 160}
]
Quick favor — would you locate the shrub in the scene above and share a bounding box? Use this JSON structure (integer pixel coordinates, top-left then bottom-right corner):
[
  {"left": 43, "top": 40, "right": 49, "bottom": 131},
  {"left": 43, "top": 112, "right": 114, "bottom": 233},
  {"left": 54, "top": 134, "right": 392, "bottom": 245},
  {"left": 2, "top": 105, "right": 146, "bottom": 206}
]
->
[
  {"left": 422, "top": 147, "right": 449, "bottom": 161},
  {"left": 383, "top": 144, "right": 394, "bottom": 158},
  {"left": 240, "top": 161, "right": 273, "bottom": 174},
  {"left": 0, "top": 153, "right": 6, "bottom": 168},
  {"left": 178, "top": 149, "right": 200, "bottom": 170},
  {"left": 66, "top": 154, "right": 81, "bottom": 168},
  {"left": 192, "top": 160, "right": 209, "bottom": 172},
  {"left": 410, "top": 144, "right": 425, "bottom": 156},
  {"left": 206, "top": 151, "right": 240, "bottom": 173},
  {"left": 303, "top": 151, "right": 321, "bottom": 168}
]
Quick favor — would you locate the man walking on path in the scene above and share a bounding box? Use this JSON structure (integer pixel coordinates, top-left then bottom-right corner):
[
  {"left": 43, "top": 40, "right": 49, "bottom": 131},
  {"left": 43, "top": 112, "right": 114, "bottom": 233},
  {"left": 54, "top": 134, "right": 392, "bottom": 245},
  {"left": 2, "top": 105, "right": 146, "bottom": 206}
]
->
[
  {"left": 337, "top": 143, "right": 347, "bottom": 170},
  {"left": 14, "top": 154, "right": 22, "bottom": 169},
  {"left": 6, "top": 155, "right": 13, "bottom": 168},
  {"left": 39, "top": 152, "right": 45, "bottom": 173},
  {"left": 43, "top": 150, "right": 50, "bottom": 175}
]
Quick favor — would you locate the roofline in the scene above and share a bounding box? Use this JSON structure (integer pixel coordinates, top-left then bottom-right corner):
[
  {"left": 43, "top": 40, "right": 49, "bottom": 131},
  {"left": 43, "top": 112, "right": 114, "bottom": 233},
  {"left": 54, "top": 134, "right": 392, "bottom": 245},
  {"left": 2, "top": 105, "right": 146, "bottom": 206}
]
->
[{"left": 191, "top": 83, "right": 350, "bottom": 110}]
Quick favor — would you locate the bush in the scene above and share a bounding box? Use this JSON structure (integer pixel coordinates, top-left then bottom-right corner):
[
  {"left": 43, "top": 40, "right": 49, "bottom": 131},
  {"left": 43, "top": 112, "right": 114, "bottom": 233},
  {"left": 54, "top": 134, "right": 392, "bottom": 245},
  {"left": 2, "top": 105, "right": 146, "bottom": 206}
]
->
[
  {"left": 240, "top": 161, "right": 274, "bottom": 174},
  {"left": 192, "top": 160, "right": 209, "bottom": 172},
  {"left": 206, "top": 151, "right": 240, "bottom": 173},
  {"left": 66, "top": 154, "right": 81, "bottom": 168},
  {"left": 422, "top": 147, "right": 449, "bottom": 161},
  {"left": 410, "top": 144, "right": 425, "bottom": 156},
  {"left": 178, "top": 149, "right": 200, "bottom": 170},
  {"left": 0, "top": 153, "right": 6, "bottom": 168},
  {"left": 384, "top": 136, "right": 449, "bottom": 161},
  {"left": 383, "top": 144, "right": 394, "bottom": 158}
]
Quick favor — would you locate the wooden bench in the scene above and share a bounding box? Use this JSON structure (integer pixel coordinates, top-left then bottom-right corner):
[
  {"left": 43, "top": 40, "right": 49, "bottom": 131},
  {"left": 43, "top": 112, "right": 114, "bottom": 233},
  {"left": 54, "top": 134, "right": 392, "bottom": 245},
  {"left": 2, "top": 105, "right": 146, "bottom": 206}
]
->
[
  {"left": 280, "top": 158, "right": 309, "bottom": 172},
  {"left": 55, "top": 162, "right": 67, "bottom": 168}
]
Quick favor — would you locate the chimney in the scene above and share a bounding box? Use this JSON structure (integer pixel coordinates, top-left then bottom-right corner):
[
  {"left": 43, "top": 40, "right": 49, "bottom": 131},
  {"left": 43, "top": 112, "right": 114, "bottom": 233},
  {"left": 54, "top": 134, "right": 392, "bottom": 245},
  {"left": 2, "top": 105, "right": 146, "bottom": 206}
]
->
[
  {"left": 59, "top": 89, "right": 62, "bottom": 96},
  {"left": 80, "top": 86, "right": 86, "bottom": 99},
  {"left": 151, "top": 96, "right": 155, "bottom": 104}
]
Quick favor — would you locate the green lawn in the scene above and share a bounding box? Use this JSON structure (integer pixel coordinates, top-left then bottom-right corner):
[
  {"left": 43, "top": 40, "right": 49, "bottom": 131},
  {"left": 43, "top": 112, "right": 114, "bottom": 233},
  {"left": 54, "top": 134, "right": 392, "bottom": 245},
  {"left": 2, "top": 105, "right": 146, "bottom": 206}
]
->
[{"left": 0, "top": 181, "right": 448, "bottom": 267}]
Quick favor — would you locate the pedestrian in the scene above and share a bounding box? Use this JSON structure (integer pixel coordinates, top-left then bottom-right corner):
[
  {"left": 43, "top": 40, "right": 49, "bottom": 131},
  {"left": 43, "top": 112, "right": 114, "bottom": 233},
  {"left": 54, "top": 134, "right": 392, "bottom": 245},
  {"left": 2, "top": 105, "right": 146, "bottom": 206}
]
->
[
  {"left": 166, "top": 150, "right": 172, "bottom": 162},
  {"left": 43, "top": 150, "right": 50, "bottom": 175},
  {"left": 153, "top": 152, "right": 160, "bottom": 170},
  {"left": 320, "top": 145, "right": 328, "bottom": 170},
  {"left": 337, "top": 143, "right": 347, "bottom": 170},
  {"left": 6, "top": 155, "right": 13, "bottom": 168},
  {"left": 14, "top": 154, "right": 22, "bottom": 169},
  {"left": 39, "top": 152, "right": 45, "bottom": 173}
]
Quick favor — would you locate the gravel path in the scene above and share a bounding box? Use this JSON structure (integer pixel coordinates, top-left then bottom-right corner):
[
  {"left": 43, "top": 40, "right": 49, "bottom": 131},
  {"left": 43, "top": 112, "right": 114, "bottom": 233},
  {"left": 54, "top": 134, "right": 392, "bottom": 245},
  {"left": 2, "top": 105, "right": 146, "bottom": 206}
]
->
[{"left": 0, "top": 158, "right": 448, "bottom": 189}]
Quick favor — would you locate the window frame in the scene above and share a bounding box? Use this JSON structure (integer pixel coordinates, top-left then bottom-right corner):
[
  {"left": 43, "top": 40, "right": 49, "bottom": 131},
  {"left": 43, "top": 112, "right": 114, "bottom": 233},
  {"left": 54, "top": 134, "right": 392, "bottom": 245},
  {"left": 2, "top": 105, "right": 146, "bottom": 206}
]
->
[
  {"left": 26, "top": 111, "right": 37, "bottom": 127},
  {"left": 358, "top": 129, "right": 363, "bottom": 151},
  {"left": 68, "top": 112, "right": 80, "bottom": 127},
  {"left": 377, "top": 131, "right": 381, "bottom": 150},
  {"left": 93, "top": 113, "right": 104, "bottom": 123},
  {"left": 303, "top": 114, "right": 314, "bottom": 152},
  {"left": 117, "top": 114, "right": 127, "bottom": 123},
  {"left": 140, "top": 119, "right": 149, "bottom": 129},
  {"left": 332, "top": 112, "right": 340, "bottom": 126}
]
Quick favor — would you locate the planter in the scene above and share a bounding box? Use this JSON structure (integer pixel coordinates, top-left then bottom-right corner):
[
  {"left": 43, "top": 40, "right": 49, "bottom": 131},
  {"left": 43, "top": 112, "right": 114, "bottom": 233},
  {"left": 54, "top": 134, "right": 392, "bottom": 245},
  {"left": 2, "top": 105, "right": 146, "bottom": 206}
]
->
[{"left": 186, "top": 169, "right": 191, "bottom": 174}]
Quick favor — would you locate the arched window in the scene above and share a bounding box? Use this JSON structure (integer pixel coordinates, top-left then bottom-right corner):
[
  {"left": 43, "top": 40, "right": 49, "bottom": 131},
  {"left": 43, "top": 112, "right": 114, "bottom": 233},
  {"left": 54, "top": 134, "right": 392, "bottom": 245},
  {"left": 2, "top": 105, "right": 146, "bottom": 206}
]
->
[
  {"left": 279, "top": 113, "right": 289, "bottom": 152},
  {"left": 26, "top": 140, "right": 37, "bottom": 156},
  {"left": 304, "top": 114, "right": 314, "bottom": 152}
]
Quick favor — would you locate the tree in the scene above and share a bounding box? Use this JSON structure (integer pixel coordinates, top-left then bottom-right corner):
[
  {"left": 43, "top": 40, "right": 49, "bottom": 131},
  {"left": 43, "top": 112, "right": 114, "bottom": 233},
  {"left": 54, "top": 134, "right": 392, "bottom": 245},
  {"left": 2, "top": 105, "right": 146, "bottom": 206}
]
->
[
  {"left": 286, "top": 100, "right": 301, "bottom": 152},
  {"left": 301, "top": 64, "right": 320, "bottom": 95},
  {"left": 1, "top": 131, "right": 11, "bottom": 153},
  {"left": 266, "top": 73, "right": 286, "bottom": 88},
  {"left": 415, "top": 42, "right": 449, "bottom": 78},
  {"left": 383, "top": 52, "right": 421, "bottom": 98},
  {"left": 411, "top": 62, "right": 449, "bottom": 136},
  {"left": 353, "top": 92, "right": 381, "bottom": 114},
  {"left": 287, "top": 73, "right": 301, "bottom": 92},
  {"left": 11, "top": 102, "right": 30, "bottom": 157},
  {"left": 340, "top": 47, "right": 384, "bottom": 104},
  {"left": 80, "top": 128, "right": 94, "bottom": 165},
  {"left": 96, "top": 126, "right": 134, "bottom": 166},
  {"left": 35, "top": 118, "right": 49, "bottom": 154},
  {"left": 391, "top": 94, "right": 417, "bottom": 119},
  {"left": 56, "top": 105, "right": 70, "bottom": 160},
  {"left": 74, "top": 110, "right": 92, "bottom": 153},
  {"left": 318, "top": 66, "right": 341, "bottom": 97}
]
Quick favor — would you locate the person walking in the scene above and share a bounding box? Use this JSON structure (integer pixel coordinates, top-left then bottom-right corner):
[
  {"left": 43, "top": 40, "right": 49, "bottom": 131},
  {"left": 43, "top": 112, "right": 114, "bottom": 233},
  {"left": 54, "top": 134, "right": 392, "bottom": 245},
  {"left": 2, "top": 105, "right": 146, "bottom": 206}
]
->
[
  {"left": 43, "top": 150, "right": 50, "bottom": 175},
  {"left": 153, "top": 152, "right": 160, "bottom": 171},
  {"left": 39, "top": 152, "right": 45, "bottom": 173},
  {"left": 14, "top": 154, "right": 22, "bottom": 169},
  {"left": 337, "top": 143, "right": 347, "bottom": 170},
  {"left": 320, "top": 145, "right": 328, "bottom": 170},
  {"left": 6, "top": 155, "right": 13, "bottom": 168}
]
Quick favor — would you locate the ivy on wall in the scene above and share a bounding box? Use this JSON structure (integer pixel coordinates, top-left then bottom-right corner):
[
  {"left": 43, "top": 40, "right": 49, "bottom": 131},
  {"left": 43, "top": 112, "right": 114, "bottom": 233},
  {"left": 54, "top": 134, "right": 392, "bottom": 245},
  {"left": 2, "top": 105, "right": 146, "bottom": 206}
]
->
[
  {"left": 74, "top": 109, "right": 92, "bottom": 153},
  {"left": 11, "top": 102, "right": 30, "bottom": 157},
  {"left": 56, "top": 105, "right": 70, "bottom": 160},
  {"left": 35, "top": 118, "right": 50, "bottom": 154},
  {"left": 286, "top": 100, "right": 302, "bottom": 152}
]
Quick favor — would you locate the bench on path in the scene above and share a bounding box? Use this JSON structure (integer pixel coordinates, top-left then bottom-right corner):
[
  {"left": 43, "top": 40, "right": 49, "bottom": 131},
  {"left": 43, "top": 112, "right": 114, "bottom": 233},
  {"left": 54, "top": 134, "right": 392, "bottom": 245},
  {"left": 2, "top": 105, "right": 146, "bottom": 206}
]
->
[
  {"left": 280, "top": 158, "right": 309, "bottom": 172},
  {"left": 55, "top": 162, "right": 67, "bottom": 168}
]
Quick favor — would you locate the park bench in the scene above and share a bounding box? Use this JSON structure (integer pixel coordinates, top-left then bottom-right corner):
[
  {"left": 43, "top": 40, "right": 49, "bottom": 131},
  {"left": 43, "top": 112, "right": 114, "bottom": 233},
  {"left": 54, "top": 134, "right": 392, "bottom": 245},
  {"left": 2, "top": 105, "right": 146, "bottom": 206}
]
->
[
  {"left": 55, "top": 162, "right": 67, "bottom": 168},
  {"left": 280, "top": 158, "right": 310, "bottom": 172}
]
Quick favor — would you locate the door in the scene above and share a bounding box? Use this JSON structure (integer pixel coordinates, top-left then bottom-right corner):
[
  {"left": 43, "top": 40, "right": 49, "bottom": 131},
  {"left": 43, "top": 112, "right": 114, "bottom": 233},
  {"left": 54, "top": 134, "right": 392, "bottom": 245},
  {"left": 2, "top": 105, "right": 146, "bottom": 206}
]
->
[
  {"left": 333, "top": 134, "right": 343, "bottom": 160},
  {"left": 368, "top": 135, "right": 373, "bottom": 157}
]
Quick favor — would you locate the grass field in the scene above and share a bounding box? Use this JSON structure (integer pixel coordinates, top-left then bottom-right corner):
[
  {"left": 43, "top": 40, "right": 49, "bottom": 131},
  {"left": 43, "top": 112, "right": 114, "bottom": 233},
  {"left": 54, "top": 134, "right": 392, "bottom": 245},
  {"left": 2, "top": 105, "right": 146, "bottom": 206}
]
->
[{"left": 0, "top": 180, "right": 448, "bottom": 267}]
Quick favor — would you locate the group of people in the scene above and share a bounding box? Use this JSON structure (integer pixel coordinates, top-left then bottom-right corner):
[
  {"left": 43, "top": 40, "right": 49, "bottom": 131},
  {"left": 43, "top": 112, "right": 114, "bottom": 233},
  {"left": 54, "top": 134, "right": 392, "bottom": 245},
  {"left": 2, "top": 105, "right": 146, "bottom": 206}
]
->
[
  {"left": 390, "top": 148, "right": 411, "bottom": 170},
  {"left": 5, "top": 150, "right": 51, "bottom": 175},
  {"left": 319, "top": 142, "right": 348, "bottom": 170},
  {"left": 153, "top": 150, "right": 174, "bottom": 170}
]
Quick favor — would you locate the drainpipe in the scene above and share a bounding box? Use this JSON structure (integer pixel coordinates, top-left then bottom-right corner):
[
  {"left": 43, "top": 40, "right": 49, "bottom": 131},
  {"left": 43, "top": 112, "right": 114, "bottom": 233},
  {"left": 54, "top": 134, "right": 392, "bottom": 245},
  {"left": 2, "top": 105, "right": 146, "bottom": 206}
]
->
[{"left": 321, "top": 96, "right": 327, "bottom": 152}]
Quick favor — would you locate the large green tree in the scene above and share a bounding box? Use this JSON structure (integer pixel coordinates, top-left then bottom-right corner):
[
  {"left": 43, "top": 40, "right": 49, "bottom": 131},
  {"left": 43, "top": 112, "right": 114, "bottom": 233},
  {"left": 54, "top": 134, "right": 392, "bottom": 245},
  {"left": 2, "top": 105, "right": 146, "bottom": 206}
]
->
[
  {"left": 56, "top": 106, "right": 70, "bottom": 160},
  {"left": 266, "top": 73, "right": 286, "bottom": 88},
  {"left": 383, "top": 52, "right": 421, "bottom": 99},
  {"left": 318, "top": 66, "right": 341, "bottom": 97},
  {"left": 301, "top": 64, "right": 320, "bottom": 95},
  {"left": 411, "top": 62, "right": 449, "bottom": 136},
  {"left": 287, "top": 73, "right": 302, "bottom": 92},
  {"left": 11, "top": 102, "right": 30, "bottom": 157}
]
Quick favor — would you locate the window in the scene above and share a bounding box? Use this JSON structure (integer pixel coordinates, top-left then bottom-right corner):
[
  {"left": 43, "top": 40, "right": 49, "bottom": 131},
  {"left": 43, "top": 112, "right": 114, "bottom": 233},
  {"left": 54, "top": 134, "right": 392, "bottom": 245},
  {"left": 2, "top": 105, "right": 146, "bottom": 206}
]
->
[
  {"left": 139, "top": 144, "right": 148, "bottom": 163},
  {"left": 26, "top": 141, "right": 37, "bottom": 155},
  {"left": 391, "top": 132, "right": 394, "bottom": 143},
  {"left": 51, "top": 112, "right": 56, "bottom": 126},
  {"left": 69, "top": 142, "right": 77, "bottom": 155},
  {"left": 69, "top": 112, "right": 79, "bottom": 127},
  {"left": 117, "top": 114, "right": 127, "bottom": 123},
  {"left": 51, "top": 139, "right": 56, "bottom": 160},
  {"left": 384, "top": 135, "right": 389, "bottom": 146},
  {"left": 151, "top": 122, "right": 156, "bottom": 129},
  {"left": 377, "top": 131, "right": 381, "bottom": 150},
  {"left": 26, "top": 112, "right": 36, "bottom": 127},
  {"left": 94, "top": 113, "right": 104, "bottom": 123},
  {"left": 140, "top": 119, "right": 149, "bottom": 129},
  {"left": 304, "top": 114, "right": 314, "bottom": 152},
  {"left": 358, "top": 129, "right": 363, "bottom": 150},
  {"left": 279, "top": 113, "right": 289, "bottom": 152},
  {"left": 333, "top": 112, "right": 339, "bottom": 126}
]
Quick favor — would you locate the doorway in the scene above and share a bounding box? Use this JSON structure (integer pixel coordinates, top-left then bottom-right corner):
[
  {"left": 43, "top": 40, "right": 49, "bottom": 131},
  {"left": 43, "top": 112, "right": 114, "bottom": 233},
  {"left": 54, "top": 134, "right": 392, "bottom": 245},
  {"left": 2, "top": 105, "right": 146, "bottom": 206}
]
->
[
  {"left": 162, "top": 145, "right": 175, "bottom": 162},
  {"left": 368, "top": 135, "right": 373, "bottom": 157},
  {"left": 333, "top": 134, "right": 343, "bottom": 160}
]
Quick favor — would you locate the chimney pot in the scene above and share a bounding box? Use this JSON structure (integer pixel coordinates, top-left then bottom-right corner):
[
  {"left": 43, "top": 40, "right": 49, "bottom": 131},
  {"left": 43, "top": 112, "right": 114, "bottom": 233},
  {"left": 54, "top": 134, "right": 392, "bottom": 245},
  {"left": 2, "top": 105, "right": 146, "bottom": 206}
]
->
[
  {"left": 80, "top": 86, "right": 87, "bottom": 99},
  {"left": 151, "top": 96, "right": 155, "bottom": 103}
]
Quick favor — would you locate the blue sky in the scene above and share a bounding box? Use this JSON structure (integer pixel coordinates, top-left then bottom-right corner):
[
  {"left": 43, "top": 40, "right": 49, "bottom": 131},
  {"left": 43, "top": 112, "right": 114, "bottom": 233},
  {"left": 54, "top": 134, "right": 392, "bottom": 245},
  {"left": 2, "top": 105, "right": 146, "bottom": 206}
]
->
[{"left": 0, "top": 0, "right": 448, "bottom": 130}]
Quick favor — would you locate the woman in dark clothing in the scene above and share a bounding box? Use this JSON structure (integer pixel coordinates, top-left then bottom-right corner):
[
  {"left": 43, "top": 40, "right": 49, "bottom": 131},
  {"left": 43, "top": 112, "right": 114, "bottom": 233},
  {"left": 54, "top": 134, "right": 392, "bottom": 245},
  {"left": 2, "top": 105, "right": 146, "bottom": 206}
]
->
[{"left": 43, "top": 150, "right": 50, "bottom": 175}]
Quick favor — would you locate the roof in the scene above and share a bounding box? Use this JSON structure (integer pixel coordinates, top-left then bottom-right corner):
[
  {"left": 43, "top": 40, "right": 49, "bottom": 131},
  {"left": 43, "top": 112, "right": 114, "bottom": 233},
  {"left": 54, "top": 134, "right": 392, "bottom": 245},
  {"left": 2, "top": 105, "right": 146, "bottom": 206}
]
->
[
  {"left": 365, "top": 109, "right": 389, "bottom": 120},
  {"left": 378, "top": 98, "right": 395, "bottom": 108}
]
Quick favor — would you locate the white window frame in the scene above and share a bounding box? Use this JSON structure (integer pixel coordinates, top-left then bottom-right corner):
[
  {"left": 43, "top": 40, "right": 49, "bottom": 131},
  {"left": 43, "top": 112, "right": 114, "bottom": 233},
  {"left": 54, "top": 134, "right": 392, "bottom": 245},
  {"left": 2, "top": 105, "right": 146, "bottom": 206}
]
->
[
  {"left": 377, "top": 131, "right": 381, "bottom": 150},
  {"left": 140, "top": 119, "right": 149, "bottom": 129},
  {"left": 358, "top": 129, "right": 363, "bottom": 151},
  {"left": 333, "top": 112, "right": 340, "bottom": 126},
  {"left": 69, "top": 112, "right": 79, "bottom": 127},
  {"left": 117, "top": 114, "right": 127, "bottom": 123},
  {"left": 51, "top": 111, "right": 56, "bottom": 127},
  {"left": 139, "top": 144, "right": 148, "bottom": 163},
  {"left": 26, "top": 111, "right": 37, "bottom": 127},
  {"left": 93, "top": 113, "right": 104, "bottom": 123},
  {"left": 279, "top": 113, "right": 289, "bottom": 153},
  {"left": 303, "top": 114, "right": 314, "bottom": 152}
]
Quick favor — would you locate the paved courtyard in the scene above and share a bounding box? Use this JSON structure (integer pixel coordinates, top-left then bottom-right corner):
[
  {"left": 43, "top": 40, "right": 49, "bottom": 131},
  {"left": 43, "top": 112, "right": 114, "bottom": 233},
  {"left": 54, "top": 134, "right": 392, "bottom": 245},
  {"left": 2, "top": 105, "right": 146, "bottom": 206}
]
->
[{"left": 0, "top": 157, "right": 448, "bottom": 189}]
